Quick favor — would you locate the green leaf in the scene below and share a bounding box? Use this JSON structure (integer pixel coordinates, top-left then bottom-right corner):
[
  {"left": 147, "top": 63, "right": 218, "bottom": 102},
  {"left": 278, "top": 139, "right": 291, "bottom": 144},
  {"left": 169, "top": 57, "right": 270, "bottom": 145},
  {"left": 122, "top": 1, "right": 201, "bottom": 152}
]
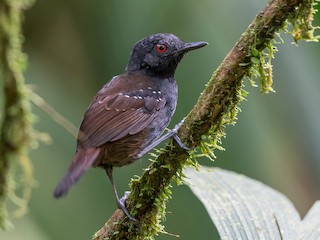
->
[
  {"left": 250, "top": 56, "right": 260, "bottom": 64},
  {"left": 185, "top": 166, "right": 320, "bottom": 239}
]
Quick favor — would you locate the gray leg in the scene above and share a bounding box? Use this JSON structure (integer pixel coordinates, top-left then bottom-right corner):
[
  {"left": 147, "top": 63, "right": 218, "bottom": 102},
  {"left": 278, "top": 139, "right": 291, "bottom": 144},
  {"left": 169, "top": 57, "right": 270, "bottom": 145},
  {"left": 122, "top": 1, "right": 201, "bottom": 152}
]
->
[
  {"left": 134, "top": 118, "right": 191, "bottom": 159},
  {"left": 105, "top": 166, "right": 137, "bottom": 221}
]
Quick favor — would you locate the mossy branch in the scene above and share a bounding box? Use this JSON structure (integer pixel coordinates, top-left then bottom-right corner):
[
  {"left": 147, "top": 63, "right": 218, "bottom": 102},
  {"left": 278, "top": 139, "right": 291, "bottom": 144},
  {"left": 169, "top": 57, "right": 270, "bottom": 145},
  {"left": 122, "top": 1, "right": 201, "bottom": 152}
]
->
[
  {"left": 0, "top": 0, "right": 35, "bottom": 229},
  {"left": 92, "top": 0, "right": 319, "bottom": 239}
]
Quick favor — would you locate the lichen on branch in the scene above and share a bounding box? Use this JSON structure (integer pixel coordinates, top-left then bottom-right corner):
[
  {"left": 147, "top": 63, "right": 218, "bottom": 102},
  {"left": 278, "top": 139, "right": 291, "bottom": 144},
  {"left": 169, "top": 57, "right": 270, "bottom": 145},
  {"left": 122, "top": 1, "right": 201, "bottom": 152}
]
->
[{"left": 0, "top": 0, "right": 35, "bottom": 229}]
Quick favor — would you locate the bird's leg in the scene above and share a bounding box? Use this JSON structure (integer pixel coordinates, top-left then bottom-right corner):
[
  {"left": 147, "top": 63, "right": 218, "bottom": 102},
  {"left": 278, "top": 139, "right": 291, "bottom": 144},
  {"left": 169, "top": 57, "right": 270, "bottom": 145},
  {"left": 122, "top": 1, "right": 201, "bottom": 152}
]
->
[
  {"left": 105, "top": 166, "right": 137, "bottom": 221},
  {"left": 134, "top": 118, "right": 191, "bottom": 159}
]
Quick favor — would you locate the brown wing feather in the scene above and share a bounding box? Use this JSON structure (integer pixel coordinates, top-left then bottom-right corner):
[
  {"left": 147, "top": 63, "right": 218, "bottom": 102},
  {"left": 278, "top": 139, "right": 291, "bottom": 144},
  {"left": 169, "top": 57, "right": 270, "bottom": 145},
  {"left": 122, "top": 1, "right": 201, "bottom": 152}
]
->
[{"left": 78, "top": 74, "right": 166, "bottom": 148}]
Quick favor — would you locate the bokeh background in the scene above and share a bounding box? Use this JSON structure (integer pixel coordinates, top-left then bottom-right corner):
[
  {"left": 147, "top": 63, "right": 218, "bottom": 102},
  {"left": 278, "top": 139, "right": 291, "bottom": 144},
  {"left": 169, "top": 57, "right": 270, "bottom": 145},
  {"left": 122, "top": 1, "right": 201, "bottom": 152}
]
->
[{"left": 2, "top": 0, "right": 320, "bottom": 239}]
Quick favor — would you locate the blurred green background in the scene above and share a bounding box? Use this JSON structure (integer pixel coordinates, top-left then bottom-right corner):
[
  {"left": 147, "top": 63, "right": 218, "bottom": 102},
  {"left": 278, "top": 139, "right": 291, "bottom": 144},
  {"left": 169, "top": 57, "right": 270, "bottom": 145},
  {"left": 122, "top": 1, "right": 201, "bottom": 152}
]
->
[{"left": 2, "top": 0, "right": 320, "bottom": 239}]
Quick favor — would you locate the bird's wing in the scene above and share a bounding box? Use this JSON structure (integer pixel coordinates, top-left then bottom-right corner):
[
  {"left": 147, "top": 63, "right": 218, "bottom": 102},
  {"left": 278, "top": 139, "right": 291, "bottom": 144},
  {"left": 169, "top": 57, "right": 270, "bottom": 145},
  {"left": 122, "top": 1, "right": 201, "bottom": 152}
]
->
[{"left": 78, "top": 77, "right": 166, "bottom": 148}]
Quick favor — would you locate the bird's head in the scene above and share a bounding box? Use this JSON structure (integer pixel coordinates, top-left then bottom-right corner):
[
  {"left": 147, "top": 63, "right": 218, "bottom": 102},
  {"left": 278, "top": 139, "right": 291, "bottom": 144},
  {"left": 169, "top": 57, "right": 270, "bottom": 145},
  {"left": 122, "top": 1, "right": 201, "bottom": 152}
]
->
[{"left": 126, "top": 33, "right": 207, "bottom": 77}]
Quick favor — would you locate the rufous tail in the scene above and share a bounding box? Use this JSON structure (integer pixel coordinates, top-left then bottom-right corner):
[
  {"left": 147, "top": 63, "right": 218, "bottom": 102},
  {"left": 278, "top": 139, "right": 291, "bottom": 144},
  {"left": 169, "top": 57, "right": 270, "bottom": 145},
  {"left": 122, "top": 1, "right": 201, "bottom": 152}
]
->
[{"left": 53, "top": 147, "right": 100, "bottom": 198}]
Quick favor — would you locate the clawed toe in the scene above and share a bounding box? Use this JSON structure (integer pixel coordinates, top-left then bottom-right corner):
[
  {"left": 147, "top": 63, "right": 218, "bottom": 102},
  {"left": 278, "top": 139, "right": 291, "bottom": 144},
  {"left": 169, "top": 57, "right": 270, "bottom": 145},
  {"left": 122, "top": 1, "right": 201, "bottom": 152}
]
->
[
  {"left": 172, "top": 134, "right": 193, "bottom": 150},
  {"left": 117, "top": 191, "right": 138, "bottom": 222},
  {"left": 171, "top": 118, "right": 193, "bottom": 150}
]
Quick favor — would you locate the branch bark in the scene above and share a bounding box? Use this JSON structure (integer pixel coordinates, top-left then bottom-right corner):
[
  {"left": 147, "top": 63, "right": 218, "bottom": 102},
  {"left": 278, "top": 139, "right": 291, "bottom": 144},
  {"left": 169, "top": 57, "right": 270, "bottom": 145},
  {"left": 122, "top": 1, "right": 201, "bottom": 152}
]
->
[{"left": 93, "top": 0, "right": 317, "bottom": 239}]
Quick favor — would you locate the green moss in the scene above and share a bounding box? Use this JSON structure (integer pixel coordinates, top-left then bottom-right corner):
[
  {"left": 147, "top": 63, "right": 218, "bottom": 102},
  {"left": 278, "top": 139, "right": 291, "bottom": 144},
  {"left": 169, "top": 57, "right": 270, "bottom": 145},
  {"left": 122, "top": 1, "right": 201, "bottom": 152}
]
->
[
  {"left": 287, "top": 0, "right": 320, "bottom": 43},
  {"left": 248, "top": 40, "right": 277, "bottom": 94},
  {"left": 188, "top": 0, "right": 320, "bottom": 174},
  {"left": 0, "top": 0, "right": 36, "bottom": 229},
  {"left": 94, "top": 1, "right": 320, "bottom": 238},
  {"left": 247, "top": 0, "right": 320, "bottom": 95}
]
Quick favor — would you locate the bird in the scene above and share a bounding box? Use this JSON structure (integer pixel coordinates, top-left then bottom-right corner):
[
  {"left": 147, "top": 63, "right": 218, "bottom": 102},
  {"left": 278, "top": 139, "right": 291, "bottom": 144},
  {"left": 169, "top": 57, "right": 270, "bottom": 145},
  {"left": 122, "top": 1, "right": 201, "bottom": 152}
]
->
[{"left": 53, "top": 33, "right": 208, "bottom": 220}]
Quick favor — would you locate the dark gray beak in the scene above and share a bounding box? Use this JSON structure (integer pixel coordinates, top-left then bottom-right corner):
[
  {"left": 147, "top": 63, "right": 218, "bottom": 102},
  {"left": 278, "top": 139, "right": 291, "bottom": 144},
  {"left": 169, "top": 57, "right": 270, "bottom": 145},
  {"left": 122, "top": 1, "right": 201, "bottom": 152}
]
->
[{"left": 178, "top": 41, "right": 208, "bottom": 53}]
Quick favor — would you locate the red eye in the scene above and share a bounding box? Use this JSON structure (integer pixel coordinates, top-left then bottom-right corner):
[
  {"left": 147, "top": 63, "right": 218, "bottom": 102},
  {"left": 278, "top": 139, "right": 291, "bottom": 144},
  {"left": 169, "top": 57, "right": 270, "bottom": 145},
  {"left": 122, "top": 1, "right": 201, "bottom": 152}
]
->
[{"left": 155, "top": 44, "right": 168, "bottom": 53}]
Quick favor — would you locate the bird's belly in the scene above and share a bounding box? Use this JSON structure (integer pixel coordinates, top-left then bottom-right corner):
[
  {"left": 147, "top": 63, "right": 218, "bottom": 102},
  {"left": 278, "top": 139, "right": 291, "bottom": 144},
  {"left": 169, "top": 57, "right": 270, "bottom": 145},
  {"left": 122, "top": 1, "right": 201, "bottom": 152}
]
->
[
  {"left": 99, "top": 128, "right": 151, "bottom": 167},
  {"left": 98, "top": 112, "right": 172, "bottom": 168}
]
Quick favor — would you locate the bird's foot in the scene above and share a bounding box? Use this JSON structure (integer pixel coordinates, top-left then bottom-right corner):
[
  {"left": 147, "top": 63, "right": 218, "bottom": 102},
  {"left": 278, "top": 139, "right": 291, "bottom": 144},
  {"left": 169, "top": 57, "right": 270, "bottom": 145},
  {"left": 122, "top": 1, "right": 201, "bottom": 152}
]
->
[
  {"left": 117, "top": 191, "right": 138, "bottom": 222},
  {"left": 133, "top": 118, "right": 192, "bottom": 159},
  {"left": 171, "top": 118, "right": 193, "bottom": 150},
  {"left": 172, "top": 134, "right": 192, "bottom": 150}
]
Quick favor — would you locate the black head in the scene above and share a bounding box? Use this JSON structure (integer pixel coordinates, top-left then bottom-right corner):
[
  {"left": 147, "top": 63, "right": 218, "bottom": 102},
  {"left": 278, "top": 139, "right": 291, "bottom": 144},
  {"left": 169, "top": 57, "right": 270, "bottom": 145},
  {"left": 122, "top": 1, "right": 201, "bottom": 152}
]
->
[{"left": 126, "top": 33, "right": 208, "bottom": 77}]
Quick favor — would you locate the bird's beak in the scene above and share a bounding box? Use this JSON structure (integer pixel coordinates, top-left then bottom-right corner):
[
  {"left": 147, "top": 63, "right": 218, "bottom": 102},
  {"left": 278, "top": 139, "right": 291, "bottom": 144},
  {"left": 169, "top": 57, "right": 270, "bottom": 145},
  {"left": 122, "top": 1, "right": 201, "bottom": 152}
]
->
[{"left": 178, "top": 41, "right": 208, "bottom": 53}]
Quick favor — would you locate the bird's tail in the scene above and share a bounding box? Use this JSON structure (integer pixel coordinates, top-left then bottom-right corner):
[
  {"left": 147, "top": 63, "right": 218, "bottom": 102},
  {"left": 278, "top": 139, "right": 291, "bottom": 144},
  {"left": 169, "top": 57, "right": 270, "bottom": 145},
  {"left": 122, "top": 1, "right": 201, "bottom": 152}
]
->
[{"left": 53, "top": 147, "right": 100, "bottom": 198}]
